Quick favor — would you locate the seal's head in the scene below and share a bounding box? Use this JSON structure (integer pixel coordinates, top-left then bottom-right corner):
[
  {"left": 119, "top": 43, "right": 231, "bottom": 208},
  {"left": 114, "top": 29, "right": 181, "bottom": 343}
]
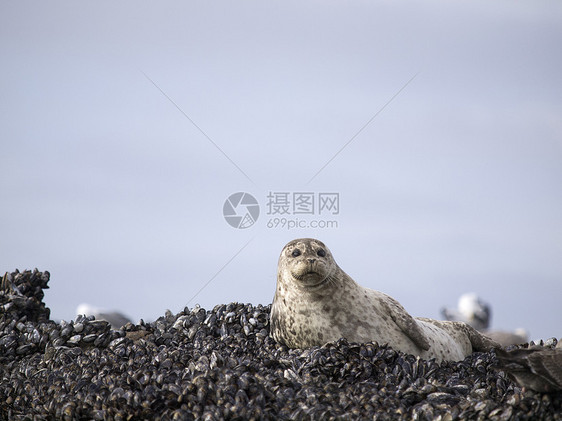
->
[
  {"left": 278, "top": 238, "right": 337, "bottom": 292},
  {"left": 272, "top": 238, "right": 343, "bottom": 347}
]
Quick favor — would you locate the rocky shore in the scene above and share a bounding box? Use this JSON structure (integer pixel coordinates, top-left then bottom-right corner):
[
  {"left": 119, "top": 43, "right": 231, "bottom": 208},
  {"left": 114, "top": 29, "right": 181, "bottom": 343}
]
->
[{"left": 1, "top": 269, "right": 560, "bottom": 420}]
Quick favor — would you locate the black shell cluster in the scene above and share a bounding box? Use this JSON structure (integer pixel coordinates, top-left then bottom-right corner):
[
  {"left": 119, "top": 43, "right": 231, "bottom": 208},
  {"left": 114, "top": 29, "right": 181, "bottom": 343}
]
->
[{"left": 1, "top": 269, "right": 560, "bottom": 420}]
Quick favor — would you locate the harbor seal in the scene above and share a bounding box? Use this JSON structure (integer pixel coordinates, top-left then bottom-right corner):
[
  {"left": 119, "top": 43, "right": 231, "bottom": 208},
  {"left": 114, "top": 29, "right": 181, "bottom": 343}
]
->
[{"left": 270, "top": 238, "right": 499, "bottom": 362}]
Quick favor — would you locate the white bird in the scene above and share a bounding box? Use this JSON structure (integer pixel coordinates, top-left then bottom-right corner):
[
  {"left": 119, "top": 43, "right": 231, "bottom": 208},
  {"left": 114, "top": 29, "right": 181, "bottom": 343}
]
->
[
  {"left": 441, "top": 292, "right": 491, "bottom": 331},
  {"left": 441, "top": 293, "right": 528, "bottom": 346},
  {"left": 76, "top": 303, "right": 132, "bottom": 329}
]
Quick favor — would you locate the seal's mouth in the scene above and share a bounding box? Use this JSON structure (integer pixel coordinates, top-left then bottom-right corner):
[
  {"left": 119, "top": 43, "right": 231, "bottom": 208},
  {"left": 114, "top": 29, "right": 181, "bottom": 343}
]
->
[{"left": 292, "top": 271, "right": 328, "bottom": 288}]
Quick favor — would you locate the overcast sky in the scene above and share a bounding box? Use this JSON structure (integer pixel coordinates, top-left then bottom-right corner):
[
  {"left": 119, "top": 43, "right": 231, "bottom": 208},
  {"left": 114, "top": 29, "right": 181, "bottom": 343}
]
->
[{"left": 1, "top": 1, "right": 561, "bottom": 341}]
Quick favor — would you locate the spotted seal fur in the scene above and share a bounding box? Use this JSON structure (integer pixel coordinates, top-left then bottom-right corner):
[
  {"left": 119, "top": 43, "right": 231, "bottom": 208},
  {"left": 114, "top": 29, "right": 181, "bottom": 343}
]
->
[{"left": 270, "top": 238, "right": 499, "bottom": 362}]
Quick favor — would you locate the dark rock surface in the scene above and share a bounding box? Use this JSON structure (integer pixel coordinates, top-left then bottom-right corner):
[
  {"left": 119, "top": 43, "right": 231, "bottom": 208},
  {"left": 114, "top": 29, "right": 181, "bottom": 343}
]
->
[{"left": 1, "top": 269, "right": 560, "bottom": 420}]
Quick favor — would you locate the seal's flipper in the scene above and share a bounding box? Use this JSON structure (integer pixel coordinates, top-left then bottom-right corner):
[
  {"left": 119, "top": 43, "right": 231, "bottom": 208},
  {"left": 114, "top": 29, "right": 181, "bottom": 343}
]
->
[
  {"left": 381, "top": 294, "right": 431, "bottom": 351},
  {"left": 419, "top": 318, "right": 501, "bottom": 352}
]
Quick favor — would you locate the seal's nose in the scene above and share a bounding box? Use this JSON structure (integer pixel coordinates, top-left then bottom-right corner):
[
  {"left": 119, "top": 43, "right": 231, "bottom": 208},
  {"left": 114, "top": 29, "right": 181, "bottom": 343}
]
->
[{"left": 307, "top": 258, "right": 316, "bottom": 264}]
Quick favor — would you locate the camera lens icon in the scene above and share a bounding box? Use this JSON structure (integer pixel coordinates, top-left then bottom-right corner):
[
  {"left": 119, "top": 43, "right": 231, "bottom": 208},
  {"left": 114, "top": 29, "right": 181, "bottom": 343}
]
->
[{"left": 223, "top": 192, "right": 260, "bottom": 229}]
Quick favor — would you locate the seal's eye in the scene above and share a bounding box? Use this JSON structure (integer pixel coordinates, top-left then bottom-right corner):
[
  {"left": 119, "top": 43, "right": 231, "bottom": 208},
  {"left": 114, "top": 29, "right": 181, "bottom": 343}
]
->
[
  {"left": 317, "top": 249, "right": 326, "bottom": 257},
  {"left": 292, "top": 249, "right": 301, "bottom": 257}
]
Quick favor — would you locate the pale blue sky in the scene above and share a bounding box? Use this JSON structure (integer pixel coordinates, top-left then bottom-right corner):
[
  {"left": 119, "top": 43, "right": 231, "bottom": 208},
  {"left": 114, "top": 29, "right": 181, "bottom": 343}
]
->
[{"left": 1, "top": 1, "right": 561, "bottom": 340}]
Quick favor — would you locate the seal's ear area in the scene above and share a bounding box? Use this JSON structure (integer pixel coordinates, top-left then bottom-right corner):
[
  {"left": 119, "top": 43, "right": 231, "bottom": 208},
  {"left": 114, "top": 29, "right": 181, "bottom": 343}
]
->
[
  {"left": 381, "top": 294, "right": 431, "bottom": 351},
  {"left": 284, "top": 238, "right": 317, "bottom": 248},
  {"left": 284, "top": 238, "right": 328, "bottom": 251}
]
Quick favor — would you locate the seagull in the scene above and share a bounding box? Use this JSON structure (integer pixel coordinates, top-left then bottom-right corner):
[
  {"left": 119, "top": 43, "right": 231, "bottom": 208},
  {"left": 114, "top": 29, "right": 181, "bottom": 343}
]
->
[
  {"left": 441, "top": 293, "right": 528, "bottom": 346},
  {"left": 441, "top": 292, "right": 491, "bottom": 331},
  {"left": 76, "top": 303, "right": 132, "bottom": 329},
  {"left": 495, "top": 342, "right": 562, "bottom": 393}
]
